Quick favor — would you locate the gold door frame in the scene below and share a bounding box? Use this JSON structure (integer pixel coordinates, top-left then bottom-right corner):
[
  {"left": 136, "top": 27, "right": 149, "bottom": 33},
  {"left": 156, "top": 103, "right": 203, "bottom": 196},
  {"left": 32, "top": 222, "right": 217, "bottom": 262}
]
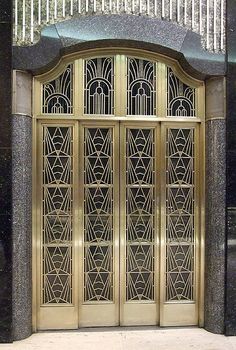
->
[{"left": 32, "top": 49, "right": 205, "bottom": 331}]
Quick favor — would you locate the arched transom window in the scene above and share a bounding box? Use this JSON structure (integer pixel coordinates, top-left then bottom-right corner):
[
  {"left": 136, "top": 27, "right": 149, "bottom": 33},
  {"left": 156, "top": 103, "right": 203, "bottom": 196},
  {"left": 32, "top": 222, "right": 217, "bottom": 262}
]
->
[{"left": 35, "top": 52, "right": 204, "bottom": 119}]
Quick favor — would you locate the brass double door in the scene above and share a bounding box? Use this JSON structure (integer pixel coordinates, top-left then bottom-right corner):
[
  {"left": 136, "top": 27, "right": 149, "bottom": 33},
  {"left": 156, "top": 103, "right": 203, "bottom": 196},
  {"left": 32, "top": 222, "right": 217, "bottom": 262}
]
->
[{"left": 36, "top": 120, "right": 200, "bottom": 330}]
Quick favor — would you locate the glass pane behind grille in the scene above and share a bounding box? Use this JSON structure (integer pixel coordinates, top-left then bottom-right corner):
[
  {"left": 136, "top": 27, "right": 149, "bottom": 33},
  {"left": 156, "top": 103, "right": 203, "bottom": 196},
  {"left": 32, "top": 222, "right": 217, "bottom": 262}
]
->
[
  {"left": 84, "top": 128, "right": 114, "bottom": 302},
  {"left": 126, "top": 128, "right": 155, "bottom": 301}
]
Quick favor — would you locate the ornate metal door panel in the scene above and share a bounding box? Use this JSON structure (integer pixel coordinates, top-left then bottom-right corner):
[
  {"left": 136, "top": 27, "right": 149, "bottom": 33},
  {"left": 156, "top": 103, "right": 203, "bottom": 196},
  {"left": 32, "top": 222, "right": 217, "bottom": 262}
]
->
[
  {"left": 160, "top": 123, "right": 200, "bottom": 326},
  {"left": 36, "top": 121, "right": 79, "bottom": 330},
  {"left": 120, "top": 124, "right": 159, "bottom": 325},
  {"left": 78, "top": 123, "right": 119, "bottom": 327},
  {"left": 36, "top": 120, "right": 201, "bottom": 329}
]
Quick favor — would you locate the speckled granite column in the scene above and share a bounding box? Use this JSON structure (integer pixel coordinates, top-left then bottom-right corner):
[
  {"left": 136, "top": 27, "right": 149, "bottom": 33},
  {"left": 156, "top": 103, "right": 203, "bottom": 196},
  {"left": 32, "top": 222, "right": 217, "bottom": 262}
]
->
[
  {"left": 226, "top": 0, "right": 236, "bottom": 335},
  {"left": 204, "top": 77, "right": 226, "bottom": 334},
  {"left": 12, "top": 71, "right": 32, "bottom": 340}
]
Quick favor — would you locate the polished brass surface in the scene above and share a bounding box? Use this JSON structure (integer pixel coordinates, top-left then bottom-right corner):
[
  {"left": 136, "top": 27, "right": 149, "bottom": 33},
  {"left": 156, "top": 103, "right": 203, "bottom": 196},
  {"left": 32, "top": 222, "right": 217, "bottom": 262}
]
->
[{"left": 33, "top": 50, "right": 205, "bottom": 330}]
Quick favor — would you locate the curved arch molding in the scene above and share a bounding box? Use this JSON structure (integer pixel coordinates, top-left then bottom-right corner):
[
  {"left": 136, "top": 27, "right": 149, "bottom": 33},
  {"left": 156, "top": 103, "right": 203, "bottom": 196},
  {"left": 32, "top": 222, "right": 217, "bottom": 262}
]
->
[{"left": 13, "top": 14, "right": 225, "bottom": 79}]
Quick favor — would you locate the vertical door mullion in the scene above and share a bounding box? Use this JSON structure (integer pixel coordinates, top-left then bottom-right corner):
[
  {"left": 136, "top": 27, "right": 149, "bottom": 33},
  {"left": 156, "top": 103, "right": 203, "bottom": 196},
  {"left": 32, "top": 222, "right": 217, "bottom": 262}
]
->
[
  {"left": 119, "top": 122, "right": 126, "bottom": 325},
  {"left": 73, "top": 121, "right": 80, "bottom": 327},
  {"left": 159, "top": 122, "right": 167, "bottom": 325},
  {"left": 199, "top": 121, "right": 205, "bottom": 327},
  {"left": 78, "top": 123, "right": 85, "bottom": 324},
  {"left": 157, "top": 62, "right": 167, "bottom": 118},
  {"left": 155, "top": 123, "right": 161, "bottom": 323},
  {"left": 113, "top": 123, "right": 120, "bottom": 318},
  {"left": 74, "top": 59, "right": 84, "bottom": 117}
]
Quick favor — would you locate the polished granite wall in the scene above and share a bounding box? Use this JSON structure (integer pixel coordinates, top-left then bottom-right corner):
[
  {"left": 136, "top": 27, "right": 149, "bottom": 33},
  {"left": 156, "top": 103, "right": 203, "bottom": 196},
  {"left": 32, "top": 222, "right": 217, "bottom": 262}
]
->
[
  {"left": 12, "top": 72, "right": 32, "bottom": 341},
  {"left": 0, "top": 0, "right": 12, "bottom": 343},
  {"left": 205, "top": 78, "right": 226, "bottom": 334},
  {"left": 12, "top": 115, "right": 32, "bottom": 340},
  {"left": 225, "top": 0, "right": 236, "bottom": 336}
]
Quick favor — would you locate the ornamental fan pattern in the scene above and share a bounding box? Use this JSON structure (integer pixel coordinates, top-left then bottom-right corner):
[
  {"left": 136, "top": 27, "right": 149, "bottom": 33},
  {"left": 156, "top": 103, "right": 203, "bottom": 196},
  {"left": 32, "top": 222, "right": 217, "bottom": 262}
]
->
[
  {"left": 84, "top": 128, "right": 114, "bottom": 302},
  {"left": 42, "top": 126, "right": 73, "bottom": 304},
  {"left": 84, "top": 57, "right": 114, "bottom": 115},
  {"left": 43, "top": 64, "right": 73, "bottom": 114},
  {"left": 127, "top": 58, "right": 156, "bottom": 116},
  {"left": 167, "top": 68, "right": 195, "bottom": 117},
  {"left": 126, "top": 128, "right": 155, "bottom": 301},
  {"left": 165, "top": 128, "right": 195, "bottom": 301}
]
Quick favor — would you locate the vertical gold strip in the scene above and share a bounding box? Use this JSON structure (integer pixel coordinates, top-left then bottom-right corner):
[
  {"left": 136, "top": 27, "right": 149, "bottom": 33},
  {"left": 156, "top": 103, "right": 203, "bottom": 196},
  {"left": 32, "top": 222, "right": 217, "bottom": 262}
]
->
[
  {"left": 193, "top": 124, "right": 200, "bottom": 324},
  {"left": 38, "top": 122, "right": 43, "bottom": 310},
  {"left": 78, "top": 122, "right": 84, "bottom": 322},
  {"left": 199, "top": 121, "right": 205, "bottom": 327},
  {"left": 157, "top": 62, "right": 166, "bottom": 117},
  {"left": 155, "top": 123, "right": 161, "bottom": 323},
  {"left": 73, "top": 121, "right": 79, "bottom": 326},
  {"left": 196, "top": 84, "right": 205, "bottom": 120},
  {"left": 159, "top": 122, "right": 166, "bottom": 325},
  {"left": 32, "top": 117, "right": 38, "bottom": 331},
  {"left": 113, "top": 123, "right": 120, "bottom": 321},
  {"left": 196, "top": 83, "right": 205, "bottom": 325},
  {"left": 119, "top": 55, "right": 127, "bottom": 117},
  {"left": 76, "top": 59, "right": 84, "bottom": 117},
  {"left": 35, "top": 120, "right": 44, "bottom": 326},
  {"left": 114, "top": 55, "right": 121, "bottom": 116},
  {"left": 119, "top": 122, "right": 126, "bottom": 324}
]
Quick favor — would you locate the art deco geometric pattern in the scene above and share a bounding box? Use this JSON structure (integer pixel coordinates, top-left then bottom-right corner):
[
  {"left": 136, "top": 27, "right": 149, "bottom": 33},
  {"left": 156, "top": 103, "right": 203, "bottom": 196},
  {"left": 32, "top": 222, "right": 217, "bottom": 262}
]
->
[
  {"left": 84, "top": 57, "right": 114, "bottom": 115},
  {"left": 165, "top": 128, "right": 195, "bottom": 301},
  {"left": 167, "top": 68, "right": 195, "bottom": 117},
  {"left": 127, "top": 58, "right": 156, "bottom": 116},
  {"left": 126, "top": 128, "right": 155, "bottom": 301},
  {"left": 42, "top": 126, "right": 73, "bottom": 304},
  {"left": 43, "top": 64, "right": 73, "bottom": 114},
  {"left": 84, "top": 128, "right": 114, "bottom": 302}
]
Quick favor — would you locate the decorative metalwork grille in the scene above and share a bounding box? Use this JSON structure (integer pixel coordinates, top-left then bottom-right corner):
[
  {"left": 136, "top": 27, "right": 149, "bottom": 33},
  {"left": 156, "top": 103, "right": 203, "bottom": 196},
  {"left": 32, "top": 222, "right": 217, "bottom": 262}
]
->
[
  {"left": 42, "top": 64, "right": 73, "bottom": 114},
  {"left": 167, "top": 68, "right": 195, "bottom": 117},
  {"left": 127, "top": 58, "right": 156, "bottom": 116},
  {"left": 126, "top": 128, "right": 155, "bottom": 301},
  {"left": 42, "top": 126, "right": 73, "bottom": 304},
  {"left": 165, "top": 128, "right": 195, "bottom": 301},
  {"left": 84, "top": 128, "right": 114, "bottom": 301},
  {"left": 84, "top": 58, "right": 114, "bottom": 115}
]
